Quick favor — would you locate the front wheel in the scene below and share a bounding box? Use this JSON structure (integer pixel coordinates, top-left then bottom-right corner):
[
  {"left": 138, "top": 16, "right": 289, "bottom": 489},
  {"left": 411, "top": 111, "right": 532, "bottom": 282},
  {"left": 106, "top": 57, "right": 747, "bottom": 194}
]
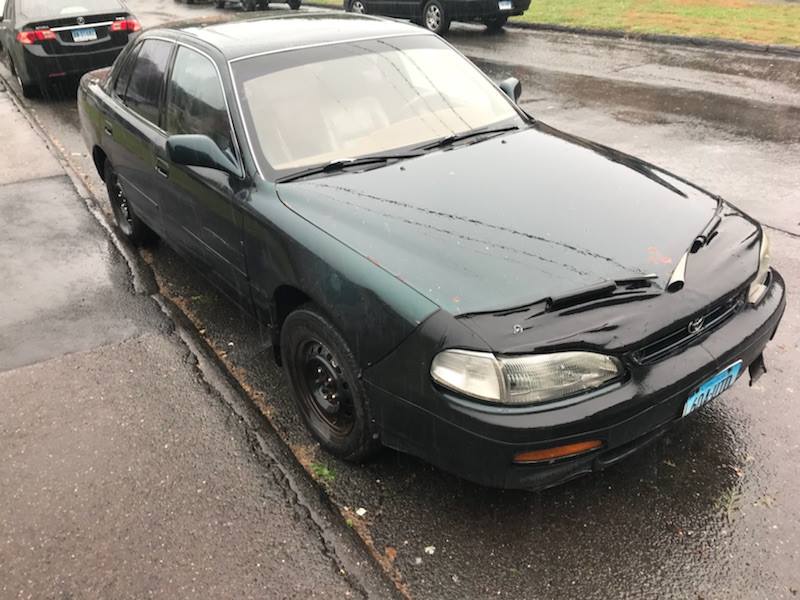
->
[
  {"left": 483, "top": 14, "right": 508, "bottom": 31},
  {"left": 422, "top": 0, "right": 450, "bottom": 34},
  {"left": 104, "top": 161, "right": 156, "bottom": 245},
  {"left": 215, "top": 1, "right": 225, "bottom": 7},
  {"left": 281, "top": 305, "right": 381, "bottom": 462},
  {"left": 287, "top": 0, "right": 300, "bottom": 8}
]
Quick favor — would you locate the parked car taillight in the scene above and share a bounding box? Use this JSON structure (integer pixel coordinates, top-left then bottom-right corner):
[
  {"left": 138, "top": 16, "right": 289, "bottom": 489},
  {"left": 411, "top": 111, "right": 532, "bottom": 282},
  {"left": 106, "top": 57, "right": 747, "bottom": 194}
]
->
[
  {"left": 16, "top": 29, "right": 57, "bottom": 44},
  {"left": 110, "top": 18, "right": 141, "bottom": 33}
]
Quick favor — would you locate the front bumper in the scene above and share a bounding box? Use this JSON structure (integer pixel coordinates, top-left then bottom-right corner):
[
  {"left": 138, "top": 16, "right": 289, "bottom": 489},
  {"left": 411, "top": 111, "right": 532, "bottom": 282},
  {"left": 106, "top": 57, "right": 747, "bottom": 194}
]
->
[
  {"left": 19, "top": 44, "right": 124, "bottom": 84},
  {"left": 365, "top": 270, "right": 785, "bottom": 490}
]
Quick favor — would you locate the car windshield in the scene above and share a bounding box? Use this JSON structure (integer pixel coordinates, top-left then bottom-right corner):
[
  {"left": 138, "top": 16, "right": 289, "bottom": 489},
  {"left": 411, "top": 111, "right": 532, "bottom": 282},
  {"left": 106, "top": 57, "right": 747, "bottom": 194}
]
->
[
  {"left": 232, "top": 34, "right": 523, "bottom": 178},
  {"left": 20, "top": 0, "right": 123, "bottom": 20}
]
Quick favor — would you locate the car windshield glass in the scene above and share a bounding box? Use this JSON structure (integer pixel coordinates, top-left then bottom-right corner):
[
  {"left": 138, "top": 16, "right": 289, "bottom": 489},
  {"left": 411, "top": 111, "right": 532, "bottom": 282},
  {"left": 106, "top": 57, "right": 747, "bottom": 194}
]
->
[
  {"left": 232, "top": 34, "right": 523, "bottom": 179},
  {"left": 20, "top": 0, "right": 123, "bottom": 19}
]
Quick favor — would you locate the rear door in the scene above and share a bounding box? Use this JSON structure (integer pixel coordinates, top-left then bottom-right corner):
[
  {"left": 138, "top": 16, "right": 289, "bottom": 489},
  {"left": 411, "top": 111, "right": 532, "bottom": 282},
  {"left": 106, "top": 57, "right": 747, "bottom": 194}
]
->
[
  {"left": 160, "top": 44, "right": 250, "bottom": 305},
  {"left": 107, "top": 37, "right": 174, "bottom": 235}
]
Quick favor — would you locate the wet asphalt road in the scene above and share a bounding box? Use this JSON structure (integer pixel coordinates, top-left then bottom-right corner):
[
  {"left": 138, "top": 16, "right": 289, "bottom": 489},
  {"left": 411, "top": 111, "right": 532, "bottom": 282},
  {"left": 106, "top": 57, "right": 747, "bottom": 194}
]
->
[{"left": 2, "top": 0, "right": 799, "bottom": 597}]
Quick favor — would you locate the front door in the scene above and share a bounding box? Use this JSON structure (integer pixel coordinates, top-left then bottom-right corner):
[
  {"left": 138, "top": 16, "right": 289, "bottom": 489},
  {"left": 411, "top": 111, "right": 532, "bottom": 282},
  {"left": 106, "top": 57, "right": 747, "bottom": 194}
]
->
[{"left": 160, "top": 44, "right": 251, "bottom": 306}]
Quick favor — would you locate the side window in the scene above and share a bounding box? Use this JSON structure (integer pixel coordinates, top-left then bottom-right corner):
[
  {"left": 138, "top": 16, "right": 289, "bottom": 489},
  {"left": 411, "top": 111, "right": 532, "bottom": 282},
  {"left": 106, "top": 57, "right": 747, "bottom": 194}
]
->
[
  {"left": 165, "top": 47, "right": 234, "bottom": 159},
  {"left": 121, "top": 39, "right": 173, "bottom": 126},
  {"left": 113, "top": 43, "right": 140, "bottom": 98}
]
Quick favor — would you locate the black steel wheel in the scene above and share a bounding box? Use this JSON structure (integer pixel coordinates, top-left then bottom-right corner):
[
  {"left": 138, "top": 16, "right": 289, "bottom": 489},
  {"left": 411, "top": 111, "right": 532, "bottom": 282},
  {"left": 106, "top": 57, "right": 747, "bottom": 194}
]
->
[
  {"left": 104, "top": 161, "right": 156, "bottom": 245},
  {"left": 281, "top": 305, "right": 381, "bottom": 461}
]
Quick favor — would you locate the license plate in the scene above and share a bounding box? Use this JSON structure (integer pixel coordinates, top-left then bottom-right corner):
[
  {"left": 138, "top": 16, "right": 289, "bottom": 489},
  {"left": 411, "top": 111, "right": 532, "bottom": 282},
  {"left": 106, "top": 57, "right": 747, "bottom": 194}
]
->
[
  {"left": 498, "top": 0, "right": 513, "bottom": 9},
  {"left": 682, "top": 360, "right": 743, "bottom": 417},
  {"left": 72, "top": 28, "right": 97, "bottom": 42}
]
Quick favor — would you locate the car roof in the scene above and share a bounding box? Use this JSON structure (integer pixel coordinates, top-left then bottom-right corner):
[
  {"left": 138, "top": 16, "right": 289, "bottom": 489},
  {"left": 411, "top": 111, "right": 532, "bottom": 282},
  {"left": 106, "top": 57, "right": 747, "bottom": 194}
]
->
[{"left": 148, "top": 11, "right": 431, "bottom": 61}]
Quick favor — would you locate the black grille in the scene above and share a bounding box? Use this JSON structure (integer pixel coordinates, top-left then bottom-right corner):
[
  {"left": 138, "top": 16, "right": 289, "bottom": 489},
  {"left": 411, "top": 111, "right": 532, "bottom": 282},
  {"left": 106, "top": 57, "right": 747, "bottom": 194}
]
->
[{"left": 631, "top": 290, "right": 745, "bottom": 365}]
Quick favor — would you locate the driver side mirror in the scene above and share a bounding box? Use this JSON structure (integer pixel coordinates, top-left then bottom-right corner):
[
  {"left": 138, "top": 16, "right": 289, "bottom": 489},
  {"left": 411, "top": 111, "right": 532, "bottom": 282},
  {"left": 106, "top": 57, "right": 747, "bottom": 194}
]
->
[
  {"left": 166, "top": 134, "right": 239, "bottom": 176},
  {"left": 499, "top": 77, "right": 521, "bottom": 103}
]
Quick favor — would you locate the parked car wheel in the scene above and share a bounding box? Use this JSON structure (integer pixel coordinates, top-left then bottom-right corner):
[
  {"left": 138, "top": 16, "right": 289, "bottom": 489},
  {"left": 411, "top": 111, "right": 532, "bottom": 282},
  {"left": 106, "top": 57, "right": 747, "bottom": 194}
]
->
[
  {"left": 9, "top": 58, "right": 39, "bottom": 99},
  {"left": 215, "top": 0, "right": 226, "bottom": 7},
  {"left": 422, "top": 0, "right": 450, "bottom": 34},
  {"left": 483, "top": 14, "right": 508, "bottom": 31},
  {"left": 347, "top": 0, "right": 366, "bottom": 12},
  {"left": 281, "top": 305, "right": 381, "bottom": 462},
  {"left": 288, "top": 0, "right": 301, "bottom": 9},
  {"left": 104, "top": 162, "right": 156, "bottom": 245},
  {"left": 242, "top": 0, "right": 266, "bottom": 10}
]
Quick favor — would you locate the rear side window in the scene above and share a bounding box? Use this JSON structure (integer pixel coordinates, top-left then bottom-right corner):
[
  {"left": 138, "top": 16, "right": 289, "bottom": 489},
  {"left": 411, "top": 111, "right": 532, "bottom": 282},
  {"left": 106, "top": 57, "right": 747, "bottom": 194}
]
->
[
  {"left": 121, "top": 39, "right": 173, "bottom": 126},
  {"left": 165, "top": 47, "right": 235, "bottom": 159}
]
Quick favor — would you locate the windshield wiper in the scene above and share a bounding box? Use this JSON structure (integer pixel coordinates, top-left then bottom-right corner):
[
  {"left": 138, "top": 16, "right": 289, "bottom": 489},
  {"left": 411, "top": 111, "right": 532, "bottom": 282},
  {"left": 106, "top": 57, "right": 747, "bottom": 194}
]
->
[
  {"left": 277, "top": 153, "right": 422, "bottom": 183},
  {"left": 420, "top": 125, "right": 520, "bottom": 152}
]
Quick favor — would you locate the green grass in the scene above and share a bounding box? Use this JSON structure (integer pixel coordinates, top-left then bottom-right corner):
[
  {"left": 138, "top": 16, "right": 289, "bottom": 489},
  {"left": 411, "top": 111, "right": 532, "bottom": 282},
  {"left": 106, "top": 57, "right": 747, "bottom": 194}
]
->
[
  {"left": 513, "top": 0, "right": 800, "bottom": 46},
  {"left": 307, "top": 0, "right": 800, "bottom": 46},
  {"left": 309, "top": 462, "right": 336, "bottom": 483}
]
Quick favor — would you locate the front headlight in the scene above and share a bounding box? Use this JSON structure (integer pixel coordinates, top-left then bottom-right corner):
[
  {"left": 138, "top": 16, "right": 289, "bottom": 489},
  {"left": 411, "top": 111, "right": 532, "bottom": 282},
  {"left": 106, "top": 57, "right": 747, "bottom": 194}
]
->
[
  {"left": 747, "top": 230, "right": 771, "bottom": 304},
  {"left": 430, "top": 349, "right": 623, "bottom": 405}
]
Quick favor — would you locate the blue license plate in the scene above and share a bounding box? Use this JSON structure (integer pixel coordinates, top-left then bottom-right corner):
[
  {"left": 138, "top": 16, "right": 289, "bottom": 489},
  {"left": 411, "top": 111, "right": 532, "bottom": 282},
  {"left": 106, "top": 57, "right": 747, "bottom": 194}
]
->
[
  {"left": 682, "top": 360, "right": 743, "bottom": 417},
  {"left": 72, "top": 28, "right": 97, "bottom": 42}
]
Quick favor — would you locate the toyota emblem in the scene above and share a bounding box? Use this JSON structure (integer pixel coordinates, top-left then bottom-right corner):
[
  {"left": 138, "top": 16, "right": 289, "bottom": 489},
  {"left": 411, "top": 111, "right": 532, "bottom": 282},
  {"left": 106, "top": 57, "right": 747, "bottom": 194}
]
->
[
  {"left": 77, "top": 16, "right": 85, "bottom": 25},
  {"left": 687, "top": 317, "right": 705, "bottom": 334}
]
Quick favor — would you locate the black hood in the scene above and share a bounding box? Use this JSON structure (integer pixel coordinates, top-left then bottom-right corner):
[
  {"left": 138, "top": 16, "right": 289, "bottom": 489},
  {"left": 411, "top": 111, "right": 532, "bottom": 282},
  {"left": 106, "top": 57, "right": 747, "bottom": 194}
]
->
[{"left": 277, "top": 124, "right": 758, "bottom": 339}]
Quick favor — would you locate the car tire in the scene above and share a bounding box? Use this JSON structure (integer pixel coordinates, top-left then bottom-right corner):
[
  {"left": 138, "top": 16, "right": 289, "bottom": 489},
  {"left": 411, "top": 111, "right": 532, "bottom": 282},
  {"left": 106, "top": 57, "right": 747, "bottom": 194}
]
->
[
  {"left": 9, "top": 58, "right": 39, "bottom": 99},
  {"left": 483, "top": 14, "right": 508, "bottom": 31},
  {"left": 241, "top": 0, "right": 257, "bottom": 10},
  {"left": 104, "top": 161, "right": 156, "bottom": 246},
  {"left": 215, "top": 0, "right": 226, "bottom": 7},
  {"left": 281, "top": 305, "right": 381, "bottom": 462},
  {"left": 422, "top": 0, "right": 450, "bottom": 35},
  {"left": 287, "top": 0, "right": 301, "bottom": 8},
  {"left": 347, "top": 0, "right": 366, "bottom": 12}
]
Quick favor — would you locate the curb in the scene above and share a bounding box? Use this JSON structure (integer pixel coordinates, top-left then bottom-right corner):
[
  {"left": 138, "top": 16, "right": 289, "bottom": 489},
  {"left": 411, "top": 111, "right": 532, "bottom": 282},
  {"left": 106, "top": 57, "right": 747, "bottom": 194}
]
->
[{"left": 304, "top": 2, "right": 800, "bottom": 58}]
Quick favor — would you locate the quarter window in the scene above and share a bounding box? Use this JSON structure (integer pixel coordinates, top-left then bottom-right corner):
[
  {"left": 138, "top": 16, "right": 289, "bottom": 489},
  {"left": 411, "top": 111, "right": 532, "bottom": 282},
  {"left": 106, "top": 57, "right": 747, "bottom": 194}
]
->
[
  {"left": 165, "top": 46, "right": 234, "bottom": 160},
  {"left": 113, "top": 43, "right": 140, "bottom": 98},
  {"left": 121, "top": 39, "right": 173, "bottom": 126}
]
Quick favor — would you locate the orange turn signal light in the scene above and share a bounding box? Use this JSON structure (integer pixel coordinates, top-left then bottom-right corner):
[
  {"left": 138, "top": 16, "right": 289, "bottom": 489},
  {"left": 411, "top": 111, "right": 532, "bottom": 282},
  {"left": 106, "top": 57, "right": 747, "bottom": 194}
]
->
[{"left": 513, "top": 440, "right": 603, "bottom": 464}]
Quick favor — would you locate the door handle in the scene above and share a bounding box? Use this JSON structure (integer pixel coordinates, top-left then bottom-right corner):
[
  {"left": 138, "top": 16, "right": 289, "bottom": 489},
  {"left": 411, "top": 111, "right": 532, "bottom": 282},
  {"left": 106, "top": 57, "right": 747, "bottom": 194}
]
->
[
  {"left": 155, "top": 159, "right": 169, "bottom": 178},
  {"left": 103, "top": 121, "right": 113, "bottom": 136}
]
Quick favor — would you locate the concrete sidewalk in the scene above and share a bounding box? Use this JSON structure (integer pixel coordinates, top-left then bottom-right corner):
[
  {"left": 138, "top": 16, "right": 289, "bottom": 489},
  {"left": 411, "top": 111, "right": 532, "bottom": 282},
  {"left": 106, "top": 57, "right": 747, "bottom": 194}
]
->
[{"left": 0, "top": 87, "right": 394, "bottom": 598}]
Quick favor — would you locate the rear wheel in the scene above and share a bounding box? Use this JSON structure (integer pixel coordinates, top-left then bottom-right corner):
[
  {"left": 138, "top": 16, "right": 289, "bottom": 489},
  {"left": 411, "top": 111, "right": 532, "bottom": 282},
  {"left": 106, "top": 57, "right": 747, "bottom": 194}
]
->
[
  {"left": 281, "top": 305, "right": 381, "bottom": 462},
  {"left": 287, "top": 0, "right": 301, "bottom": 9},
  {"left": 9, "top": 58, "right": 39, "bottom": 99},
  {"left": 348, "top": 0, "right": 366, "bottom": 12},
  {"left": 215, "top": 0, "right": 226, "bottom": 7},
  {"left": 483, "top": 14, "right": 508, "bottom": 31},
  {"left": 422, "top": 0, "right": 450, "bottom": 34},
  {"left": 104, "top": 161, "right": 156, "bottom": 245}
]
